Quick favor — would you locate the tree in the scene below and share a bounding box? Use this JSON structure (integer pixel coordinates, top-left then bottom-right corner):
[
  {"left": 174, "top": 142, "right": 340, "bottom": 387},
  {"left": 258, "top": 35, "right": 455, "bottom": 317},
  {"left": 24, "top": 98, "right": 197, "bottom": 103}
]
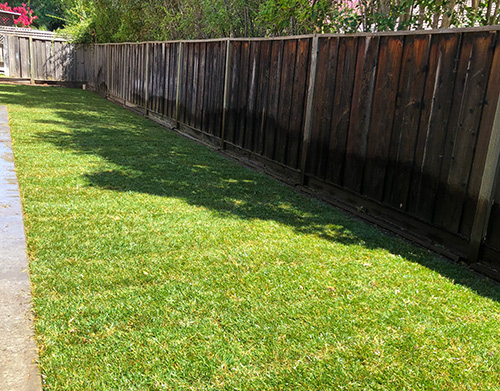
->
[
  {"left": 58, "top": 0, "right": 500, "bottom": 43},
  {"left": 26, "top": 0, "right": 65, "bottom": 30}
]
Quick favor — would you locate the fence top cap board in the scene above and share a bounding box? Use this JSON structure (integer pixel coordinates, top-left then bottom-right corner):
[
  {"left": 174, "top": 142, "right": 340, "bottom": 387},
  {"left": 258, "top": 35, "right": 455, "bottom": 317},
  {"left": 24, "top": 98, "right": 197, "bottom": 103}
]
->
[
  {"left": 90, "top": 24, "right": 500, "bottom": 46},
  {"left": 0, "top": 26, "right": 70, "bottom": 41},
  {"left": 0, "top": 10, "right": 20, "bottom": 16}
]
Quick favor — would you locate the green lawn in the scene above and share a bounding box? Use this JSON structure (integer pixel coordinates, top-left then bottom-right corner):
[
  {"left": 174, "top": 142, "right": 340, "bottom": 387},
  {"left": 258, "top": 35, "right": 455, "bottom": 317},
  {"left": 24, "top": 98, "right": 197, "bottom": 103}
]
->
[{"left": 3, "top": 84, "right": 500, "bottom": 390}]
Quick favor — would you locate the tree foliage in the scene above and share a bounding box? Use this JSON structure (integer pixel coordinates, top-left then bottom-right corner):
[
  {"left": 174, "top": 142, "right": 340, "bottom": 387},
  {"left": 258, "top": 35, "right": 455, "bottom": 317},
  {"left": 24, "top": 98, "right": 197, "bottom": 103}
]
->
[
  {"left": 26, "top": 0, "right": 65, "bottom": 30},
  {"left": 42, "top": 0, "right": 500, "bottom": 42}
]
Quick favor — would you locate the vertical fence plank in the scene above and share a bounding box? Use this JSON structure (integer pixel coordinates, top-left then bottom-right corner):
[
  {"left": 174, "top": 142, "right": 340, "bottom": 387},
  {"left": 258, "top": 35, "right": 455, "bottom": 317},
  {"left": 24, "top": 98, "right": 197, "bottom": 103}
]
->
[
  {"left": 434, "top": 32, "right": 494, "bottom": 233},
  {"left": 175, "top": 42, "right": 184, "bottom": 127},
  {"left": 300, "top": 35, "right": 319, "bottom": 185},
  {"left": 309, "top": 37, "right": 339, "bottom": 179},
  {"left": 159, "top": 43, "right": 166, "bottom": 115},
  {"left": 196, "top": 42, "right": 206, "bottom": 132},
  {"left": 382, "top": 35, "right": 430, "bottom": 208},
  {"left": 343, "top": 36, "right": 380, "bottom": 193},
  {"left": 47, "top": 41, "right": 55, "bottom": 80},
  {"left": 409, "top": 33, "right": 461, "bottom": 223},
  {"left": 274, "top": 39, "right": 298, "bottom": 165},
  {"left": 235, "top": 40, "right": 250, "bottom": 147},
  {"left": 221, "top": 39, "right": 232, "bottom": 148},
  {"left": 252, "top": 41, "right": 271, "bottom": 155},
  {"left": 264, "top": 40, "right": 284, "bottom": 160},
  {"left": 3, "top": 35, "right": 9, "bottom": 77},
  {"left": 8, "top": 36, "right": 19, "bottom": 78},
  {"left": 214, "top": 41, "right": 226, "bottom": 138},
  {"left": 144, "top": 43, "right": 150, "bottom": 115},
  {"left": 201, "top": 42, "right": 213, "bottom": 134},
  {"left": 243, "top": 41, "right": 261, "bottom": 151},
  {"left": 468, "top": 32, "right": 500, "bottom": 262},
  {"left": 106, "top": 44, "right": 110, "bottom": 95},
  {"left": 167, "top": 43, "right": 177, "bottom": 119},
  {"left": 466, "top": 34, "right": 500, "bottom": 246},
  {"left": 325, "top": 37, "right": 358, "bottom": 186},
  {"left": 226, "top": 40, "right": 240, "bottom": 145},
  {"left": 362, "top": 35, "right": 403, "bottom": 202},
  {"left": 18, "top": 38, "right": 29, "bottom": 78},
  {"left": 28, "top": 37, "right": 34, "bottom": 83},
  {"left": 287, "top": 38, "right": 311, "bottom": 170}
]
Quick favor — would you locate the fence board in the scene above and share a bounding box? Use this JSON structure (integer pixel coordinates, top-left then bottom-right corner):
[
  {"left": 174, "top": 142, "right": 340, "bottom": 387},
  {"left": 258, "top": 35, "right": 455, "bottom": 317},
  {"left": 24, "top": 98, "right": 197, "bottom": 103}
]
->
[
  {"left": 325, "top": 37, "right": 358, "bottom": 186},
  {"left": 252, "top": 40, "right": 271, "bottom": 154},
  {"left": 243, "top": 41, "right": 259, "bottom": 151},
  {"left": 158, "top": 44, "right": 170, "bottom": 115},
  {"left": 408, "top": 33, "right": 461, "bottom": 223},
  {"left": 455, "top": 32, "right": 497, "bottom": 237},
  {"left": 167, "top": 43, "right": 179, "bottom": 119},
  {"left": 383, "top": 34, "right": 430, "bottom": 209},
  {"left": 343, "top": 36, "right": 380, "bottom": 193},
  {"left": 156, "top": 43, "right": 164, "bottom": 113},
  {"left": 235, "top": 40, "right": 250, "bottom": 148},
  {"left": 227, "top": 41, "right": 241, "bottom": 144},
  {"left": 362, "top": 35, "right": 403, "bottom": 202},
  {"left": 275, "top": 38, "right": 295, "bottom": 164},
  {"left": 433, "top": 32, "right": 494, "bottom": 232},
  {"left": 19, "top": 38, "right": 29, "bottom": 78},
  {"left": 286, "top": 38, "right": 310, "bottom": 169},
  {"left": 310, "top": 37, "right": 338, "bottom": 178},
  {"left": 8, "top": 36, "right": 19, "bottom": 77},
  {"left": 264, "top": 40, "right": 284, "bottom": 160},
  {"left": 214, "top": 41, "right": 226, "bottom": 137}
]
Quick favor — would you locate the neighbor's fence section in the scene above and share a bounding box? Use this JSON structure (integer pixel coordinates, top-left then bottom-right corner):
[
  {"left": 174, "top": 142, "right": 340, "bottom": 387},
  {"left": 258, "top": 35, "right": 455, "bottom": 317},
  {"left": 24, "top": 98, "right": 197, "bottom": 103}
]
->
[
  {"left": 3, "top": 34, "right": 78, "bottom": 81},
  {"left": 73, "top": 28, "right": 500, "bottom": 278}
]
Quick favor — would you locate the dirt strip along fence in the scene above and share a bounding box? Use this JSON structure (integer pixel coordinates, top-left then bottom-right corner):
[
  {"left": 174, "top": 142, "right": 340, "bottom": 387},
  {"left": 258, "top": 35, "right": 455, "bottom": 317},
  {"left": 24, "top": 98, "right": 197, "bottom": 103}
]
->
[
  {"left": 3, "top": 35, "right": 78, "bottom": 81},
  {"left": 32, "top": 27, "right": 500, "bottom": 280}
]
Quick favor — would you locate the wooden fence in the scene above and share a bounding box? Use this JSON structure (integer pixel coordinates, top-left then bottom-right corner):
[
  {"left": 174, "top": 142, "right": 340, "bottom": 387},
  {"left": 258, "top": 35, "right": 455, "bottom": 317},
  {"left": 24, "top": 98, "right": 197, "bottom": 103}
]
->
[
  {"left": 42, "top": 27, "right": 500, "bottom": 279},
  {"left": 2, "top": 35, "right": 77, "bottom": 81}
]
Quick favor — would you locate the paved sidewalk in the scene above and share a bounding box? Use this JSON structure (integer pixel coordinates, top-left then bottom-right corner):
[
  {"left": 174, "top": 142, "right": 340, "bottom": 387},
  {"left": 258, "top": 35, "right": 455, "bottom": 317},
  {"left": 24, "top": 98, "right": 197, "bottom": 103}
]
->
[{"left": 0, "top": 105, "right": 42, "bottom": 391}]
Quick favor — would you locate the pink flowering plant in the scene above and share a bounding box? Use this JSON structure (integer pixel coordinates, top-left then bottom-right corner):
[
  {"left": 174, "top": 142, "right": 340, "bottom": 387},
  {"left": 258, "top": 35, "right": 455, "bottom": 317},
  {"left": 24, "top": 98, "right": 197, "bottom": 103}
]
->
[{"left": 0, "top": 2, "right": 37, "bottom": 27}]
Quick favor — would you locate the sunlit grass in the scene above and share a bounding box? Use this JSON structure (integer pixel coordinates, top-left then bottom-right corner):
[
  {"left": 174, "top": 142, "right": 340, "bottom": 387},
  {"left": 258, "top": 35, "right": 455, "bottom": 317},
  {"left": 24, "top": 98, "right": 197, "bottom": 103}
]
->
[{"left": 3, "top": 84, "right": 500, "bottom": 390}]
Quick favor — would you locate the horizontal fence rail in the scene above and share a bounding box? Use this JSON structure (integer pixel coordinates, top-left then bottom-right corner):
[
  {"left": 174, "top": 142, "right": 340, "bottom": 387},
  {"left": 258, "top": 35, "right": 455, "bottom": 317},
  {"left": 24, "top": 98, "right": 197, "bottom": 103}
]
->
[{"left": 13, "top": 28, "right": 500, "bottom": 279}]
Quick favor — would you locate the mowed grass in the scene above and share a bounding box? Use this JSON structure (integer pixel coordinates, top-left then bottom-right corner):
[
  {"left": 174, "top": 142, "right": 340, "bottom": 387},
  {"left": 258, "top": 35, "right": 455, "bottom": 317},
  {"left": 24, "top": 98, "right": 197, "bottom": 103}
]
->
[{"left": 3, "top": 84, "right": 500, "bottom": 390}]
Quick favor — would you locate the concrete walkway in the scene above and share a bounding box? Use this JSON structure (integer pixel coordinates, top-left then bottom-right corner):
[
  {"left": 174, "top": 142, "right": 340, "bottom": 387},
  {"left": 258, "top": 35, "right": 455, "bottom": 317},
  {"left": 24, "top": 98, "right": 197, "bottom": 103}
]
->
[{"left": 0, "top": 106, "right": 42, "bottom": 391}]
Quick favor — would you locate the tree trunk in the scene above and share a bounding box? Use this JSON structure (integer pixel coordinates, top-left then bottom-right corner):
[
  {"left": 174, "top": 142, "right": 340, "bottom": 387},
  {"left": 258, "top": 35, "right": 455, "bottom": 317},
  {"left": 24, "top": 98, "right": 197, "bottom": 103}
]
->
[
  {"left": 418, "top": 3, "right": 426, "bottom": 29},
  {"left": 441, "top": 0, "right": 456, "bottom": 28},
  {"left": 432, "top": 0, "right": 442, "bottom": 29}
]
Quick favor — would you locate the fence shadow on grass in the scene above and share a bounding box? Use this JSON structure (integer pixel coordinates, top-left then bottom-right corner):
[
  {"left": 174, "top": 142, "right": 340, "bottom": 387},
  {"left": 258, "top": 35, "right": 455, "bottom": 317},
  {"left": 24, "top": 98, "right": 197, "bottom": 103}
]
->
[{"left": 2, "top": 84, "right": 500, "bottom": 303}]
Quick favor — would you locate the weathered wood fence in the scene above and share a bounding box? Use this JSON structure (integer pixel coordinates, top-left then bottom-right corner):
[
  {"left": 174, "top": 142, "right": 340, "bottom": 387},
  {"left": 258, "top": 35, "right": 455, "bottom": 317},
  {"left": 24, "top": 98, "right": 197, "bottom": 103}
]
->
[
  {"left": 15, "top": 27, "right": 500, "bottom": 278},
  {"left": 2, "top": 35, "right": 77, "bottom": 81}
]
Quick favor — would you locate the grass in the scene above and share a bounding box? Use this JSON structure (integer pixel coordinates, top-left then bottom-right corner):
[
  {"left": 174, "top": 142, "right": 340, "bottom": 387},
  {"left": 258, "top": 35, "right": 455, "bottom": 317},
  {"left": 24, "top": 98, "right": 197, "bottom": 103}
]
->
[{"left": 2, "top": 83, "right": 500, "bottom": 390}]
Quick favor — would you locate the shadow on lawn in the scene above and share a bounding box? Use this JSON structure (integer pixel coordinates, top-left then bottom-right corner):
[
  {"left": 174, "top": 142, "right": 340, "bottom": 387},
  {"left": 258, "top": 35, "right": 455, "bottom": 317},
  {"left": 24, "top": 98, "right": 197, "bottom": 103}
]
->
[{"left": 2, "top": 85, "right": 500, "bottom": 302}]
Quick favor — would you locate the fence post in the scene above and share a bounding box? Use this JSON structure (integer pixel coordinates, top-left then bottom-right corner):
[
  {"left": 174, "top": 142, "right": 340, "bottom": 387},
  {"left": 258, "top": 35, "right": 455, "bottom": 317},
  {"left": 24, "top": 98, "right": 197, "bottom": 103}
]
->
[
  {"left": 175, "top": 41, "right": 184, "bottom": 128},
  {"left": 28, "top": 37, "right": 34, "bottom": 84},
  {"left": 122, "top": 45, "right": 127, "bottom": 105},
  {"left": 468, "top": 91, "right": 500, "bottom": 262},
  {"left": 3, "top": 36, "right": 9, "bottom": 77},
  {"left": 300, "top": 35, "right": 319, "bottom": 185},
  {"left": 144, "top": 43, "right": 150, "bottom": 116},
  {"left": 220, "top": 39, "right": 232, "bottom": 150}
]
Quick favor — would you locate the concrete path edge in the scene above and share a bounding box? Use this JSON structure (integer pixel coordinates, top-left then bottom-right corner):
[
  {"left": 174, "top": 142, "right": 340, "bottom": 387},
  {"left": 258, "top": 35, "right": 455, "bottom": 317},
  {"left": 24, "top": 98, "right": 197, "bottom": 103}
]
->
[{"left": 0, "top": 105, "right": 43, "bottom": 391}]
